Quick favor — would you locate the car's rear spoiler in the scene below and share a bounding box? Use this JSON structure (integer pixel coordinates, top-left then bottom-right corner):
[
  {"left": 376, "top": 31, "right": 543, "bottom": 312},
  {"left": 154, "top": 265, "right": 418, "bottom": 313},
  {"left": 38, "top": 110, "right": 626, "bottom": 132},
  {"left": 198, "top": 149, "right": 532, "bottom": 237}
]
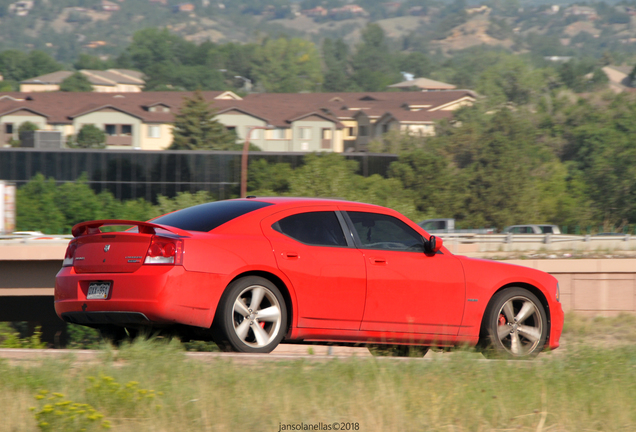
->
[{"left": 71, "top": 220, "right": 191, "bottom": 238}]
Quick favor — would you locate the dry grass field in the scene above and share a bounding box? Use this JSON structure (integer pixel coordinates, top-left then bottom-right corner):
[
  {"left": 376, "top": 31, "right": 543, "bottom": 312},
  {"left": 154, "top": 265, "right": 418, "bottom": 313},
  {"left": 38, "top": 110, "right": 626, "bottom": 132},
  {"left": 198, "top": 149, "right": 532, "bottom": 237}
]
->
[{"left": 1, "top": 313, "right": 635, "bottom": 432}]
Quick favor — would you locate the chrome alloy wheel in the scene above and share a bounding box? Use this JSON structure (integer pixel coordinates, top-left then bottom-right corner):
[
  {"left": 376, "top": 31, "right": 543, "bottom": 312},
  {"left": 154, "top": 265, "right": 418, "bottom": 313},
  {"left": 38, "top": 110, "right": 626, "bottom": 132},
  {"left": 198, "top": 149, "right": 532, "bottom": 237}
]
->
[
  {"left": 496, "top": 295, "right": 544, "bottom": 356},
  {"left": 232, "top": 284, "right": 283, "bottom": 348}
]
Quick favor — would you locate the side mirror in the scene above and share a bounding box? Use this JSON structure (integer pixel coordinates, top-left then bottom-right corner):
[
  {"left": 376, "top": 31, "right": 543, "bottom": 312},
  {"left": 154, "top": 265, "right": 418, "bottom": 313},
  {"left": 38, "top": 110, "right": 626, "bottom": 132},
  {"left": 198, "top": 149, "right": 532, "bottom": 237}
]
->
[{"left": 425, "top": 235, "right": 443, "bottom": 254}]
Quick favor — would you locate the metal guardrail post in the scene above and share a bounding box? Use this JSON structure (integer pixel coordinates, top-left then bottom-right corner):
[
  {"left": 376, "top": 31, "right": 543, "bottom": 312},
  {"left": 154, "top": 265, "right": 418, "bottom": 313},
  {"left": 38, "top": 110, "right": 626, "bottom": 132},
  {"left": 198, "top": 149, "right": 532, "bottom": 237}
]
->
[{"left": 544, "top": 233, "right": 551, "bottom": 244}]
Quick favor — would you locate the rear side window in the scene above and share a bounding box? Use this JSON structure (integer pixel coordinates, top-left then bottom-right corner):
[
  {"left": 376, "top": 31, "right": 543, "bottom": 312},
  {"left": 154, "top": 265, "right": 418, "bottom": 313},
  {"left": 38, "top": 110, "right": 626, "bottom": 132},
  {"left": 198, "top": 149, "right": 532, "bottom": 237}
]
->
[
  {"left": 273, "top": 211, "right": 347, "bottom": 247},
  {"left": 152, "top": 200, "right": 272, "bottom": 232}
]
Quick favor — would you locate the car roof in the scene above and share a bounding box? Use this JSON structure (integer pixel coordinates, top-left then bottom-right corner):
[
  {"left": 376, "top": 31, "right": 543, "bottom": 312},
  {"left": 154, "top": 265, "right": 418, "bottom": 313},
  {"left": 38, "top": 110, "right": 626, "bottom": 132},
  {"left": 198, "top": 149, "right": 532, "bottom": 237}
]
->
[{"left": 242, "top": 196, "right": 387, "bottom": 210}]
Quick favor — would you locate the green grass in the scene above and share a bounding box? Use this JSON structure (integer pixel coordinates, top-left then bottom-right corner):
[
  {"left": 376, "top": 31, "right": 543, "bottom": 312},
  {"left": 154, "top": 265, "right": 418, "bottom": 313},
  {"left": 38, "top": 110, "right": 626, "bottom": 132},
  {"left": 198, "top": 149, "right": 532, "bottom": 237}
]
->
[{"left": 1, "top": 334, "right": 636, "bottom": 432}]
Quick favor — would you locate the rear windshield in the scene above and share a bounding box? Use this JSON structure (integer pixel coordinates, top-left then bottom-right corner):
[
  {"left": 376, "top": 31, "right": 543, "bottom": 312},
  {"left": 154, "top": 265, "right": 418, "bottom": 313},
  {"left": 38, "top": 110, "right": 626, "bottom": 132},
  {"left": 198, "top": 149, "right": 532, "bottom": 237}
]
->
[{"left": 151, "top": 200, "right": 273, "bottom": 232}]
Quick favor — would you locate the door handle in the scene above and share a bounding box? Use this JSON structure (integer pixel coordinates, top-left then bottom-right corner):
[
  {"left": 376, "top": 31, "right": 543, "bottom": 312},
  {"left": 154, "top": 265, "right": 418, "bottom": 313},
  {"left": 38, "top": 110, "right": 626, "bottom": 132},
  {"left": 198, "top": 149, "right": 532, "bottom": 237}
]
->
[
  {"left": 370, "top": 257, "right": 386, "bottom": 265},
  {"left": 283, "top": 252, "right": 299, "bottom": 259}
]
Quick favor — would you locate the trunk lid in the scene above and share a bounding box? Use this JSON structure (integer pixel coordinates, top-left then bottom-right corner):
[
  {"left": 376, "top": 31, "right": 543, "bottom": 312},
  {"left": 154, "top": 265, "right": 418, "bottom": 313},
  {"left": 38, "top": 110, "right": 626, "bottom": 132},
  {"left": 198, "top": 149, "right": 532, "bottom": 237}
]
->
[{"left": 73, "top": 233, "right": 152, "bottom": 274}]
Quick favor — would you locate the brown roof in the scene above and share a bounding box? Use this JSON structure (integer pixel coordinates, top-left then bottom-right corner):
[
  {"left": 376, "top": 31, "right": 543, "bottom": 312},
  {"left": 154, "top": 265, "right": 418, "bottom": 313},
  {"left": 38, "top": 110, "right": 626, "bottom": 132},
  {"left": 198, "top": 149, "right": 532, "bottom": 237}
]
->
[
  {"left": 0, "top": 91, "right": 227, "bottom": 124},
  {"left": 0, "top": 90, "right": 473, "bottom": 127}
]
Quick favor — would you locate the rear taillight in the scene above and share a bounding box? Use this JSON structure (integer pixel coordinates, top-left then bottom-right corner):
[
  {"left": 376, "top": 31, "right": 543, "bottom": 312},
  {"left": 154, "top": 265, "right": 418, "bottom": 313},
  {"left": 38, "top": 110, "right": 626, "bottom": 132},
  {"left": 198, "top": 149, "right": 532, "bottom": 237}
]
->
[
  {"left": 144, "top": 236, "right": 183, "bottom": 265},
  {"left": 63, "top": 240, "right": 77, "bottom": 267}
]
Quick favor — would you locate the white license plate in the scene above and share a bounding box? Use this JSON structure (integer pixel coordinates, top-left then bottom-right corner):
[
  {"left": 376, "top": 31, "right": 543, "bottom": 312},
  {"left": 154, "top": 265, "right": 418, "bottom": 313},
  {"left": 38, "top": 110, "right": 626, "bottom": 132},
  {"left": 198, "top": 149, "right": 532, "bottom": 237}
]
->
[{"left": 87, "top": 282, "right": 111, "bottom": 300}]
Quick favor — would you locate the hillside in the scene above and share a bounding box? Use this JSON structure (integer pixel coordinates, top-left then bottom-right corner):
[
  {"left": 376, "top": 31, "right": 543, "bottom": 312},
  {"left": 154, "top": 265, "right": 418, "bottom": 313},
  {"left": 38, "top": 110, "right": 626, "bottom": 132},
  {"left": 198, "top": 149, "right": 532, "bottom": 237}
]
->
[{"left": 0, "top": 0, "right": 635, "bottom": 66}]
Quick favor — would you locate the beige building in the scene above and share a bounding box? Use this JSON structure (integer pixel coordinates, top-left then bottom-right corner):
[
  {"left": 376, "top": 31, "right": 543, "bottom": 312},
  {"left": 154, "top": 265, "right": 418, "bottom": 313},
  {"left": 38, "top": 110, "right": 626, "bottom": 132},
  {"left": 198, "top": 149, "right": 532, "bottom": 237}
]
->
[
  {"left": 20, "top": 69, "right": 145, "bottom": 93},
  {"left": 0, "top": 90, "right": 475, "bottom": 151}
]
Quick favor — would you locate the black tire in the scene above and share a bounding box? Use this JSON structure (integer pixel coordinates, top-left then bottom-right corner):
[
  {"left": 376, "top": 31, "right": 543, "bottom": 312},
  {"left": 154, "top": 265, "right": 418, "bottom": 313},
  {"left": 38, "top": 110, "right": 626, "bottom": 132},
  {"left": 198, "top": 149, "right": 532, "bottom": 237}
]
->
[
  {"left": 367, "top": 344, "right": 429, "bottom": 357},
  {"left": 480, "top": 287, "right": 548, "bottom": 358},
  {"left": 213, "top": 276, "right": 287, "bottom": 353}
]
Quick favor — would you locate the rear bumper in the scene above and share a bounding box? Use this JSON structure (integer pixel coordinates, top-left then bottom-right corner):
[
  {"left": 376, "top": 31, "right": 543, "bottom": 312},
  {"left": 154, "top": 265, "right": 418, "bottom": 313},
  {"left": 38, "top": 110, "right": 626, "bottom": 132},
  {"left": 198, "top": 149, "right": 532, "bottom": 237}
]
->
[{"left": 55, "top": 265, "right": 228, "bottom": 328}]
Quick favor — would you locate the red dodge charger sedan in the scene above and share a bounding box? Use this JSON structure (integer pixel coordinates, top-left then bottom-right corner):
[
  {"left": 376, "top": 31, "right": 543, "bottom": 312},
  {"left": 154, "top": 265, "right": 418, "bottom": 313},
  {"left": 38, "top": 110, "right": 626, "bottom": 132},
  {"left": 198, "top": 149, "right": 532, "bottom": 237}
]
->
[{"left": 55, "top": 197, "right": 563, "bottom": 357}]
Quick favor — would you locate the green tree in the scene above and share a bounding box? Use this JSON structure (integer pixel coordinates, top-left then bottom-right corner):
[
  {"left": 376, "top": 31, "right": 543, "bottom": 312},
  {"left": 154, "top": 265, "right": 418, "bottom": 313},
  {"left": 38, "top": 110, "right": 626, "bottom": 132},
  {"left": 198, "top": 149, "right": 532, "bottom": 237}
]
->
[
  {"left": 170, "top": 90, "right": 238, "bottom": 150},
  {"left": 22, "top": 50, "right": 63, "bottom": 79},
  {"left": 388, "top": 147, "right": 464, "bottom": 220},
  {"left": 67, "top": 124, "right": 106, "bottom": 149},
  {"left": 252, "top": 37, "right": 323, "bottom": 93},
  {"left": 476, "top": 55, "right": 551, "bottom": 107},
  {"left": 349, "top": 24, "right": 400, "bottom": 91},
  {"left": 18, "top": 121, "right": 39, "bottom": 134},
  {"left": 322, "top": 38, "right": 350, "bottom": 92},
  {"left": 60, "top": 72, "right": 93, "bottom": 92},
  {"left": 16, "top": 174, "right": 66, "bottom": 234},
  {"left": 73, "top": 54, "right": 113, "bottom": 70},
  {"left": 286, "top": 153, "right": 420, "bottom": 221},
  {"left": 0, "top": 50, "right": 28, "bottom": 81}
]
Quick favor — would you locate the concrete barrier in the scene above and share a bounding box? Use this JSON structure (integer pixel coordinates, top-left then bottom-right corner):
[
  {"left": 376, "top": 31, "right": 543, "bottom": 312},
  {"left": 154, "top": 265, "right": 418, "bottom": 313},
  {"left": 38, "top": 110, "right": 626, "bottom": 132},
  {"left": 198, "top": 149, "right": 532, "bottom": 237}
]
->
[{"left": 1, "top": 244, "right": 635, "bottom": 346}]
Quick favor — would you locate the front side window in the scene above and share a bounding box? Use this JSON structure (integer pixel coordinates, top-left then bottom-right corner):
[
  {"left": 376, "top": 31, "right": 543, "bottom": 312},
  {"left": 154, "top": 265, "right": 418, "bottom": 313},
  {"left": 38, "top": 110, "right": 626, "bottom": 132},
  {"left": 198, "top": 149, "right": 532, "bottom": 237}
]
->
[
  {"left": 273, "top": 211, "right": 347, "bottom": 247},
  {"left": 347, "top": 211, "right": 424, "bottom": 252}
]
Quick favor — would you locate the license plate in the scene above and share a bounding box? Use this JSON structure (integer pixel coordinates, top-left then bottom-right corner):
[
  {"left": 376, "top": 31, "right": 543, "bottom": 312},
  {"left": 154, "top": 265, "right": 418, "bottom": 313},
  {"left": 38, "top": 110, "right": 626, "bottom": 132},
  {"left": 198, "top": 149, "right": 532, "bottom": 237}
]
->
[{"left": 87, "top": 282, "right": 111, "bottom": 300}]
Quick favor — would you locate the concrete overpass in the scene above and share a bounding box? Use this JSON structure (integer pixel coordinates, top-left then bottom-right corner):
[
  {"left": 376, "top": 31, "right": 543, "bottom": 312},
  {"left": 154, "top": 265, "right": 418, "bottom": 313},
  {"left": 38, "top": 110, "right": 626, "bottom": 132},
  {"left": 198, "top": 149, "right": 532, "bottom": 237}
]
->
[{"left": 1, "top": 242, "right": 635, "bottom": 346}]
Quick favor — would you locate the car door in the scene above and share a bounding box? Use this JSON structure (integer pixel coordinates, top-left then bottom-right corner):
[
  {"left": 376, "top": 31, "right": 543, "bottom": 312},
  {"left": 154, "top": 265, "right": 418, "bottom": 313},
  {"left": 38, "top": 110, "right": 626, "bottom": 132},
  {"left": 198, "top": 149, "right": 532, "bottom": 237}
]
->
[
  {"left": 261, "top": 208, "right": 367, "bottom": 330},
  {"left": 343, "top": 210, "right": 466, "bottom": 336}
]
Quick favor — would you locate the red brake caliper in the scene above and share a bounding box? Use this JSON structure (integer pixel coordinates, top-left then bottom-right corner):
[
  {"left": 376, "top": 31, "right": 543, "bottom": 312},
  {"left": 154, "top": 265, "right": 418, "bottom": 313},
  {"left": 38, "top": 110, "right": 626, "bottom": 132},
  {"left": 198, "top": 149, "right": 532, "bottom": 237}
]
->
[{"left": 498, "top": 314, "right": 507, "bottom": 326}]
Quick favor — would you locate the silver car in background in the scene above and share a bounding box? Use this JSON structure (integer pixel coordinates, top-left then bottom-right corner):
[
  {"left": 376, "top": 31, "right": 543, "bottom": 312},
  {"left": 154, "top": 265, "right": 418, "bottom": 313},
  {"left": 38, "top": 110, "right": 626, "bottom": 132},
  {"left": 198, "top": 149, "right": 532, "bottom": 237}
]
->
[{"left": 502, "top": 225, "right": 561, "bottom": 234}]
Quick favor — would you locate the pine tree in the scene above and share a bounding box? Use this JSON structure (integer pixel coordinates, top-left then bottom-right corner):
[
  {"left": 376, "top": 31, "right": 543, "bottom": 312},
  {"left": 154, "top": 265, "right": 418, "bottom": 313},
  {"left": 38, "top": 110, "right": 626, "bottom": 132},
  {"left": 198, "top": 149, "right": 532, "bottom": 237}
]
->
[{"left": 170, "top": 90, "right": 238, "bottom": 150}]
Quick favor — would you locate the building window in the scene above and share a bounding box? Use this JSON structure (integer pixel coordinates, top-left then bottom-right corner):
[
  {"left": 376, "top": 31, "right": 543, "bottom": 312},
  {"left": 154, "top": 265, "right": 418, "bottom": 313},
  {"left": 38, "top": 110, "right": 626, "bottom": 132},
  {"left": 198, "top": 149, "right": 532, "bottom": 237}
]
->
[
  {"left": 148, "top": 125, "right": 161, "bottom": 138},
  {"left": 299, "top": 127, "right": 312, "bottom": 140},
  {"left": 105, "top": 124, "right": 117, "bottom": 136},
  {"left": 4, "top": 124, "right": 13, "bottom": 135},
  {"left": 358, "top": 125, "right": 368, "bottom": 136},
  {"left": 271, "top": 128, "right": 286, "bottom": 139},
  {"left": 347, "top": 127, "right": 355, "bottom": 137},
  {"left": 382, "top": 124, "right": 389, "bottom": 134},
  {"left": 121, "top": 125, "right": 132, "bottom": 136}
]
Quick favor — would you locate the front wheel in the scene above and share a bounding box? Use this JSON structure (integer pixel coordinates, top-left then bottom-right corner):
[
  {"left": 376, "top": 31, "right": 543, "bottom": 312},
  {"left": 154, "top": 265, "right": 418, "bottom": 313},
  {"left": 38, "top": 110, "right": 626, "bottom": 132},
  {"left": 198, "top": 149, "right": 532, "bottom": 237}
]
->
[
  {"left": 214, "top": 276, "right": 287, "bottom": 353},
  {"left": 480, "top": 288, "right": 548, "bottom": 358}
]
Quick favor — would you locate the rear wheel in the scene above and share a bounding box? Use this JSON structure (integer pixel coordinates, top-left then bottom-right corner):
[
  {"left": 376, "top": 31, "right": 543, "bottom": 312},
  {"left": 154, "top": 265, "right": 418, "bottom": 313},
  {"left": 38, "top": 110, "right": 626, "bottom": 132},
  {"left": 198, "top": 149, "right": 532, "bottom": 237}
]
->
[
  {"left": 214, "top": 276, "right": 287, "bottom": 353},
  {"left": 481, "top": 288, "right": 548, "bottom": 358}
]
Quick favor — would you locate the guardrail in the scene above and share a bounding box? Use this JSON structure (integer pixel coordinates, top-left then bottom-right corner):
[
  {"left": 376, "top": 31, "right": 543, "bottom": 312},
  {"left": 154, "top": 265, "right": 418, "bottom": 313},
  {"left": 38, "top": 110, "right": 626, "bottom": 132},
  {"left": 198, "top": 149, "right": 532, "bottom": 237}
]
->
[
  {"left": 0, "top": 232, "right": 634, "bottom": 252},
  {"left": 438, "top": 233, "right": 635, "bottom": 253}
]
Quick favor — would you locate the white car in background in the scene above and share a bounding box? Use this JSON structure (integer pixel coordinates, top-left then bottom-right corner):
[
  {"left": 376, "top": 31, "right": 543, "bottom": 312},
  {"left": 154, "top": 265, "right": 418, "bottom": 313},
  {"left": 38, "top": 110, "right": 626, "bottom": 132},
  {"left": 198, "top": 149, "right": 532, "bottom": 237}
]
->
[{"left": 502, "top": 225, "right": 561, "bottom": 235}]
